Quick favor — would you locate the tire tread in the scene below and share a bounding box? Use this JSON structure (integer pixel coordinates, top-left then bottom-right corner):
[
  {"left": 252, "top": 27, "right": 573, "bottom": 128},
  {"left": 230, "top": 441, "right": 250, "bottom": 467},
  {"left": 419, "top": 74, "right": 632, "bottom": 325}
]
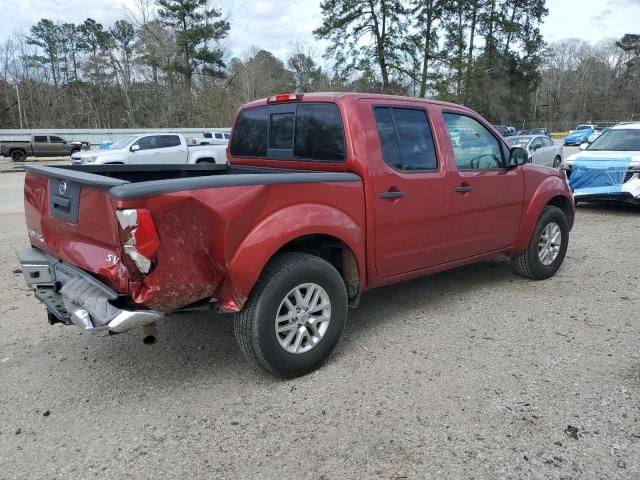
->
[
  {"left": 511, "top": 205, "right": 568, "bottom": 280},
  {"left": 233, "top": 252, "right": 346, "bottom": 377}
]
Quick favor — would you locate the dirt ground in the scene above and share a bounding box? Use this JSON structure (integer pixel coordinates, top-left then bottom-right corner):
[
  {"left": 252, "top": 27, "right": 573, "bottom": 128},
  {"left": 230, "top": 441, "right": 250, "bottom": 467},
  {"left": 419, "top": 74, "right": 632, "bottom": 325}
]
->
[{"left": 0, "top": 171, "right": 638, "bottom": 479}]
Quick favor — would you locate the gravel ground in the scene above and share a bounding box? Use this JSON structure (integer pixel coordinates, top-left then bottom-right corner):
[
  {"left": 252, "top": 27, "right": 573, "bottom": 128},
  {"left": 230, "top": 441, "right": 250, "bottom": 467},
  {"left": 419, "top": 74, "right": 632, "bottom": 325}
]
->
[{"left": 0, "top": 172, "right": 638, "bottom": 479}]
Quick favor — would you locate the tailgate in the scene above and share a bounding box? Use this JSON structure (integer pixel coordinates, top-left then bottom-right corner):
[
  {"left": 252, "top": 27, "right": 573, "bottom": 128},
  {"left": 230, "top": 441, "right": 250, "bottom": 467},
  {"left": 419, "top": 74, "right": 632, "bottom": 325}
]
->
[{"left": 24, "top": 166, "right": 131, "bottom": 293}]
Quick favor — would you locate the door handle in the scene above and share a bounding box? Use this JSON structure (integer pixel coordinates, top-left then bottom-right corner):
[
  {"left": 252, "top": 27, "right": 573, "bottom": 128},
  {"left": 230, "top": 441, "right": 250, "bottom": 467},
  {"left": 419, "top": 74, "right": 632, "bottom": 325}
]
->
[
  {"left": 380, "top": 191, "right": 405, "bottom": 199},
  {"left": 454, "top": 185, "right": 473, "bottom": 193}
]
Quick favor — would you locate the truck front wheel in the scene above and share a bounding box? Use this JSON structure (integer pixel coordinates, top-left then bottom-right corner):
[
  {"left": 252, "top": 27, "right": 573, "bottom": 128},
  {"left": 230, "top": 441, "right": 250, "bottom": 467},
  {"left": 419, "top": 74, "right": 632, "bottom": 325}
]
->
[
  {"left": 511, "top": 206, "right": 569, "bottom": 280},
  {"left": 234, "top": 252, "right": 348, "bottom": 377}
]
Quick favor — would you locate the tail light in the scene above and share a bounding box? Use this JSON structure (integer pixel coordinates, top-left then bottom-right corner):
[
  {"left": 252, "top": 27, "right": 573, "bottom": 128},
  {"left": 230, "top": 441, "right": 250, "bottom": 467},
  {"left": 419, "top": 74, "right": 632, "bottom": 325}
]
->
[{"left": 116, "top": 209, "right": 160, "bottom": 274}]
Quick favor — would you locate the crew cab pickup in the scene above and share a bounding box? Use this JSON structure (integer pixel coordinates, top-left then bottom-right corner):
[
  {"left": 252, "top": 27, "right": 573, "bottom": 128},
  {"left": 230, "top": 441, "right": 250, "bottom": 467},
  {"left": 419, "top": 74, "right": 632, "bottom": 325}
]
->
[
  {"left": 16, "top": 93, "right": 575, "bottom": 377},
  {"left": 1, "top": 135, "right": 90, "bottom": 162},
  {"left": 70, "top": 133, "right": 226, "bottom": 165}
]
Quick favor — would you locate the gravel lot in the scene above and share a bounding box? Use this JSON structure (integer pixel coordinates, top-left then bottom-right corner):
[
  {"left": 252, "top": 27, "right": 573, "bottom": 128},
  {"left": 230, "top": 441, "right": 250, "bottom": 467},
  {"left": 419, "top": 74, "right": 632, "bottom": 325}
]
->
[{"left": 0, "top": 168, "right": 638, "bottom": 479}]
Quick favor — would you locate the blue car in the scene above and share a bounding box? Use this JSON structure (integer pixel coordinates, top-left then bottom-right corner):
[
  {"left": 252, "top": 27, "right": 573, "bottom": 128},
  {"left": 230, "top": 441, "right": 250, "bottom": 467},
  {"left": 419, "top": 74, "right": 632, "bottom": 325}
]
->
[{"left": 564, "top": 124, "right": 597, "bottom": 146}]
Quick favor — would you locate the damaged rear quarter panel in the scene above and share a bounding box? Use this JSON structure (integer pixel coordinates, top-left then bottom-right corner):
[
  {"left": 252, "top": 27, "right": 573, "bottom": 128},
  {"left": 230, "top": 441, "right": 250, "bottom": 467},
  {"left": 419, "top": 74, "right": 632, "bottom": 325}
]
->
[{"left": 113, "top": 180, "right": 365, "bottom": 313}]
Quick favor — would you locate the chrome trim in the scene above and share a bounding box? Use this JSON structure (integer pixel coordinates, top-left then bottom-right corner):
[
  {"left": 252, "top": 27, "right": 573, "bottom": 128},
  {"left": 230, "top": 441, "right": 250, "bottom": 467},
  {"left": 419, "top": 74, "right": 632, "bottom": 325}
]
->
[
  {"left": 107, "top": 309, "right": 164, "bottom": 333},
  {"left": 66, "top": 301, "right": 163, "bottom": 333}
]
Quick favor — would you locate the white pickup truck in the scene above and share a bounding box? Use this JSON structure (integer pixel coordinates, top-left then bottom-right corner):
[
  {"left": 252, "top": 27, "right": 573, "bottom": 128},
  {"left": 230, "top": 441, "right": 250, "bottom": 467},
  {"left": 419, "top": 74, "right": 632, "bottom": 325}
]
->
[{"left": 71, "top": 133, "right": 227, "bottom": 165}]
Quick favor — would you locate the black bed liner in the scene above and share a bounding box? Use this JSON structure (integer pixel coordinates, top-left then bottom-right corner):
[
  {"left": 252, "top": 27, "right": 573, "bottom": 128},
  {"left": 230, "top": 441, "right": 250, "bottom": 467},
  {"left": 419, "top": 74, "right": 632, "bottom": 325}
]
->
[{"left": 25, "top": 163, "right": 361, "bottom": 201}]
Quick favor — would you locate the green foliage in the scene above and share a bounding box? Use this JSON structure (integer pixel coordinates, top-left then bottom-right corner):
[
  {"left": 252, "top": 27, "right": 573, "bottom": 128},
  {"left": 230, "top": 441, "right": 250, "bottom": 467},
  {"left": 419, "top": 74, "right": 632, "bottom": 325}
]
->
[
  {"left": 7, "top": 3, "right": 639, "bottom": 131},
  {"left": 156, "top": 0, "right": 230, "bottom": 88},
  {"left": 287, "top": 53, "right": 324, "bottom": 92},
  {"left": 314, "top": 0, "right": 406, "bottom": 91},
  {"left": 315, "top": 0, "right": 549, "bottom": 122},
  {"left": 27, "top": 19, "right": 62, "bottom": 86}
]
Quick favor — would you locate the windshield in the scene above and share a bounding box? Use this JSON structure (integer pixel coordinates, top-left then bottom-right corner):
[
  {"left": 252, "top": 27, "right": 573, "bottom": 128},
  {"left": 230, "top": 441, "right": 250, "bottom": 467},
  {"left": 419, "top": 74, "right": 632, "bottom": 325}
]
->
[
  {"left": 576, "top": 125, "right": 592, "bottom": 130},
  {"left": 588, "top": 129, "right": 640, "bottom": 151},
  {"left": 506, "top": 136, "right": 531, "bottom": 148},
  {"left": 108, "top": 136, "right": 137, "bottom": 149}
]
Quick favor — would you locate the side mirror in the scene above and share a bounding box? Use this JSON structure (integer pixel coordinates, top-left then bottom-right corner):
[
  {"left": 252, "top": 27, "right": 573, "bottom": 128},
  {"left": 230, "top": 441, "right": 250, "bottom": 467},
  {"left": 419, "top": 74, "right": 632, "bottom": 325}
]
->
[
  {"left": 579, "top": 143, "right": 588, "bottom": 151},
  {"left": 508, "top": 147, "right": 528, "bottom": 167},
  {"left": 130, "top": 144, "right": 140, "bottom": 152}
]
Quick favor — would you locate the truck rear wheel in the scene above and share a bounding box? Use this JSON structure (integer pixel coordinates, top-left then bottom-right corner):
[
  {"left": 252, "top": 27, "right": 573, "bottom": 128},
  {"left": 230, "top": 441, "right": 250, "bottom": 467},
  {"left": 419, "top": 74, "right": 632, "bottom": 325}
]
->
[
  {"left": 234, "top": 252, "right": 348, "bottom": 377},
  {"left": 11, "top": 150, "right": 26, "bottom": 162},
  {"left": 511, "top": 206, "right": 569, "bottom": 280}
]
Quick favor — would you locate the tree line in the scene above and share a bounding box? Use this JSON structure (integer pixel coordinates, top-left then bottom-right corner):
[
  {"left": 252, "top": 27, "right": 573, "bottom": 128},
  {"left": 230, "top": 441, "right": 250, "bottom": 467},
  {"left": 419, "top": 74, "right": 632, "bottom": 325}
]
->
[
  {"left": 0, "top": 0, "right": 638, "bottom": 130},
  {"left": 537, "top": 34, "right": 640, "bottom": 131}
]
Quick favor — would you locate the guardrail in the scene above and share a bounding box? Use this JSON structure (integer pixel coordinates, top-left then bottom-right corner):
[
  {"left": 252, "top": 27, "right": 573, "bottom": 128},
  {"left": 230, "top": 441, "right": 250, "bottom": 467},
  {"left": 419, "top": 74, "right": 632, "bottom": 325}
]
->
[{"left": 0, "top": 128, "right": 231, "bottom": 146}]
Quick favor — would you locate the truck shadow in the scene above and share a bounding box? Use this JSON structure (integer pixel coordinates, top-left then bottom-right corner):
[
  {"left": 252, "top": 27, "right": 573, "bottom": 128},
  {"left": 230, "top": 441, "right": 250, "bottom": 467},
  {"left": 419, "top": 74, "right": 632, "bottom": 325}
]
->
[
  {"left": 32, "top": 257, "right": 518, "bottom": 390},
  {"left": 341, "top": 258, "right": 514, "bottom": 348}
]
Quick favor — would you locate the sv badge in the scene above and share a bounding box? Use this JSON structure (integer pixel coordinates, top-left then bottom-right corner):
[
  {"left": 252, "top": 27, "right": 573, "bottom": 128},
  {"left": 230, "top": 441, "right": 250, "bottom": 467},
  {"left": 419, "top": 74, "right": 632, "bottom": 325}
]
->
[{"left": 106, "top": 254, "right": 120, "bottom": 265}]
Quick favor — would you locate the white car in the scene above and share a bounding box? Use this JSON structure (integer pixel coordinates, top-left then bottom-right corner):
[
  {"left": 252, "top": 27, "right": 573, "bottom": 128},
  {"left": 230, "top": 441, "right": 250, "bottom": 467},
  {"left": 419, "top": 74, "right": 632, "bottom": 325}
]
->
[
  {"left": 563, "top": 123, "right": 640, "bottom": 204},
  {"left": 70, "top": 133, "right": 227, "bottom": 165},
  {"left": 507, "top": 135, "right": 563, "bottom": 168}
]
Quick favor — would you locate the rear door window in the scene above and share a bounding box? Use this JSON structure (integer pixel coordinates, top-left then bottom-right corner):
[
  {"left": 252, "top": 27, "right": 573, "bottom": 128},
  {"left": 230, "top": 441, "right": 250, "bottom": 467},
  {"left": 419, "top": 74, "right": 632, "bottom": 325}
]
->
[
  {"left": 373, "top": 107, "right": 438, "bottom": 171},
  {"left": 34, "top": 136, "right": 47, "bottom": 143},
  {"left": 230, "top": 103, "right": 345, "bottom": 162},
  {"left": 294, "top": 104, "right": 345, "bottom": 162}
]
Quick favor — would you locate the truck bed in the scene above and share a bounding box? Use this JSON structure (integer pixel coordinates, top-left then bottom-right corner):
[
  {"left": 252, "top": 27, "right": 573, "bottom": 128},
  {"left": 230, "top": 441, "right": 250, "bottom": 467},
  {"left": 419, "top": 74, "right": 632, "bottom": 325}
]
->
[
  {"left": 22, "top": 162, "right": 364, "bottom": 314},
  {"left": 26, "top": 163, "right": 358, "bottom": 200}
]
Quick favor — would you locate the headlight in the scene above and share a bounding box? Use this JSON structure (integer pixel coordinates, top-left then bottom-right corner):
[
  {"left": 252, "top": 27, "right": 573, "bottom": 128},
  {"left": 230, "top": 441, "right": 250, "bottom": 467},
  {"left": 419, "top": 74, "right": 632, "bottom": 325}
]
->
[{"left": 83, "top": 155, "right": 98, "bottom": 164}]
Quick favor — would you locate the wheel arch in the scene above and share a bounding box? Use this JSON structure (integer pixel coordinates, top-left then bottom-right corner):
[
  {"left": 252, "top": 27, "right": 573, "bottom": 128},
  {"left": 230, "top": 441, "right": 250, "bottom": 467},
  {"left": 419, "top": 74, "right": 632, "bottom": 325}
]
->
[
  {"left": 513, "top": 176, "right": 574, "bottom": 252},
  {"left": 217, "top": 204, "right": 365, "bottom": 313}
]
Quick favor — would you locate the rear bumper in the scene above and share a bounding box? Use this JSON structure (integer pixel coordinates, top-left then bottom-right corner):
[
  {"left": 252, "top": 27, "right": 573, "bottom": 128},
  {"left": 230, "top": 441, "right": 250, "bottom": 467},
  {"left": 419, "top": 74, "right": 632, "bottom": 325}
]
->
[{"left": 16, "top": 247, "right": 162, "bottom": 333}]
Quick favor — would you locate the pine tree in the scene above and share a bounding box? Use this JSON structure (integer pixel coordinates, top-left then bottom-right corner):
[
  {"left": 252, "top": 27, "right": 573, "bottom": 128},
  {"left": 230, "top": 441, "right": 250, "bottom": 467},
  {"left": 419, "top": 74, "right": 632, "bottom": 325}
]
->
[{"left": 156, "top": 0, "right": 230, "bottom": 90}]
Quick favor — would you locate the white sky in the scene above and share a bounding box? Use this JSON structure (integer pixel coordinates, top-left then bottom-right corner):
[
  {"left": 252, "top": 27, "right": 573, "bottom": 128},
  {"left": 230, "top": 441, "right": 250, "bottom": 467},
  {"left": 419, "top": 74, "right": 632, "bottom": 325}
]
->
[{"left": 1, "top": 0, "right": 639, "bottom": 59}]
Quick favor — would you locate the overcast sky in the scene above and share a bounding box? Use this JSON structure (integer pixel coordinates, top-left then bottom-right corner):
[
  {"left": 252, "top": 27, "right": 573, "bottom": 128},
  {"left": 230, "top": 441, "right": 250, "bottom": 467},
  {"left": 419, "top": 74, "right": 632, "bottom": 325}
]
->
[{"left": 2, "top": 0, "right": 639, "bottom": 60}]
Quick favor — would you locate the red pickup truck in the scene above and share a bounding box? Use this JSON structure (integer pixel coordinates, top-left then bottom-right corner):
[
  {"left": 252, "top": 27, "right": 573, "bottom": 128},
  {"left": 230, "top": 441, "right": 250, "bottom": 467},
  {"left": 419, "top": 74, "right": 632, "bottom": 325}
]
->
[{"left": 17, "top": 93, "right": 574, "bottom": 377}]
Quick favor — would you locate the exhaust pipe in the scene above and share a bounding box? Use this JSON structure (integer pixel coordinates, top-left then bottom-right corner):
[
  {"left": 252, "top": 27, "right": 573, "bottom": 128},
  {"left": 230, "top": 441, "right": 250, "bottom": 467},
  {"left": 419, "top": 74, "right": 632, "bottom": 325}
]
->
[{"left": 143, "top": 323, "right": 157, "bottom": 344}]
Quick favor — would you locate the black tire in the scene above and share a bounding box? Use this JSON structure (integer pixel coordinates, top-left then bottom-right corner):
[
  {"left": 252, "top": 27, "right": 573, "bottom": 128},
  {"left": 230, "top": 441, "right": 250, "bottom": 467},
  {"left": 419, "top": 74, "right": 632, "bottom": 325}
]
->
[
  {"left": 234, "top": 252, "right": 348, "bottom": 377},
  {"left": 11, "top": 149, "right": 26, "bottom": 162},
  {"left": 196, "top": 158, "right": 215, "bottom": 164},
  {"left": 553, "top": 156, "right": 562, "bottom": 168},
  {"left": 511, "top": 206, "right": 569, "bottom": 280}
]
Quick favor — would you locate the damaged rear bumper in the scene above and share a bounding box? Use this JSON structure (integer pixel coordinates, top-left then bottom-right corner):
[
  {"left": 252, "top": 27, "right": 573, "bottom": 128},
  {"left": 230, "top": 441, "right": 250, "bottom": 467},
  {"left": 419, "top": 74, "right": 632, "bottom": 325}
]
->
[{"left": 16, "top": 247, "right": 163, "bottom": 333}]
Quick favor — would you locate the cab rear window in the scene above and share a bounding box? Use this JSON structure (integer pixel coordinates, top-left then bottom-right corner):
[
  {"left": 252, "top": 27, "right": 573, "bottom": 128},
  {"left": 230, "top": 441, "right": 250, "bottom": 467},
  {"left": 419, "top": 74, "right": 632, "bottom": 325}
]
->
[{"left": 230, "top": 103, "right": 346, "bottom": 162}]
